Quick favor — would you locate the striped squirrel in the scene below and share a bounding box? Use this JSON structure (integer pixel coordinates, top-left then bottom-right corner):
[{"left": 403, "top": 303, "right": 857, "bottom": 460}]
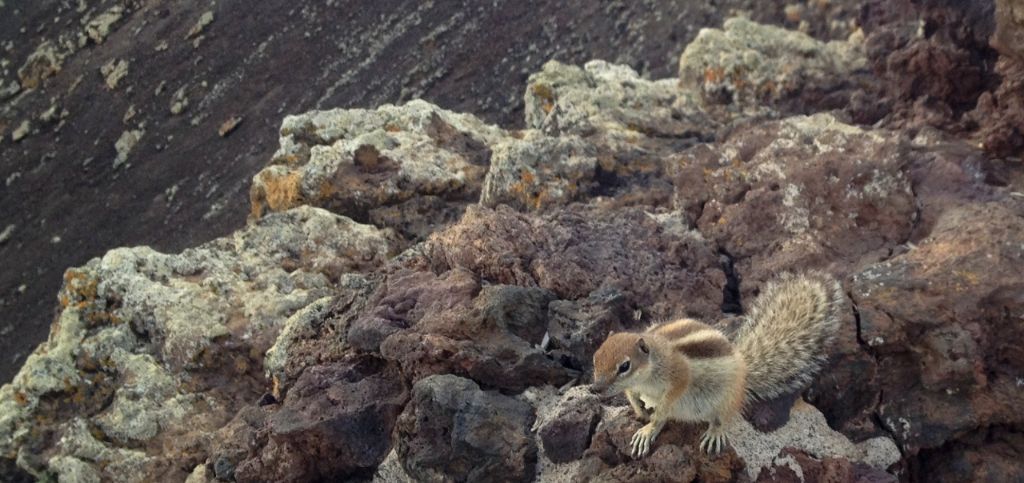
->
[{"left": 590, "top": 272, "right": 843, "bottom": 457}]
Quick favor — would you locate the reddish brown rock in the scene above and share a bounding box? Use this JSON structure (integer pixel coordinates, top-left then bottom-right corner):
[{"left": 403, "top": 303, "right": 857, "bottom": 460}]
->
[
  {"left": 366, "top": 269, "right": 572, "bottom": 392},
  {"left": 225, "top": 358, "right": 407, "bottom": 482},
  {"left": 969, "top": 56, "right": 1024, "bottom": 157},
  {"left": 992, "top": 0, "right": 1024, "bottom": 61},
  {"left": 546, "top": 287, "right": 637, "bottom": 372},
  {"left": 973, "top": 0, "right": 1024, "bottom": 158},
  {"left": 677, "top": 114, "right": 916, "bottom": 287},
  {"left": 579, "top": 410, "right": 745, "bottom": 482},
  {"left": 430, "top": 204, "right": 725, "bottom": 321},
  {"left": 852, "top": 201, "right": 1024, "bottom": 453},
  {"left": 917, "top": 426, "right": 1024, "bottom": 482}
]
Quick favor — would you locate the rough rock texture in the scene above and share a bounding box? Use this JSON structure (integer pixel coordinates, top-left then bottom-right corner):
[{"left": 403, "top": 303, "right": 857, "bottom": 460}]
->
[
  {"left": 679, "top": 17, "right": 869, "bottom": 115},
  {"left": 224, "top": 358, "right": 408, "bottom": 482},
  {"left": 395, "top": 374, "right": 537, "bottom": 483},
  {"left": 480, "top": 133, "right": 598, "bottom": 211},
  {"left": 535, "top": 387, "right": 602, "bottom": 464},
  {"left": 4, "top": 0, "right": 826, "bottom": 383},
  {"left": 755, "top": 447, "right": 897, "bottom": 483},
  {"left": 252, "top": 100, "right": 506, "bottom": 241},
  {"left": 4, "top": 7, "right": 1024, "bottom": 483},
  {"left": 676, "top": 112, "right": 916, "bottom": 287},
  {"left": 0, "top": 207, "right": 397, "bottom": 481}
]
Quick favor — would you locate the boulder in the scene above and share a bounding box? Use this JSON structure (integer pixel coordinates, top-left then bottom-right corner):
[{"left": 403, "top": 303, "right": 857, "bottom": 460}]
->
[
  {"left": 395, "top": 375, "right": 537, "bottom": 482},
  {"left": 230, "top": 358, "right": 408, "bottom": 482},
  {"left": 0, "top": 207, "right": 396, "bottom": 481}
]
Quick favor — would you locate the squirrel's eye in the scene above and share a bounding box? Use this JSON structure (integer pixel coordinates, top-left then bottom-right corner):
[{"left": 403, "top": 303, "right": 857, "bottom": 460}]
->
[{"left": 618, "top": 361, "right": 630, "bottom": 374}]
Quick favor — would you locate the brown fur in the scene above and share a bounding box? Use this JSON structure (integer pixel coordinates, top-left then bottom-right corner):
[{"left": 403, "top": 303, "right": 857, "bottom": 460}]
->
[
  {"left": 648, "top": 318, "right": 708, "bottom": 339},
  {"left": 674, "top": 335, "right": 732, "bottom": 358}
]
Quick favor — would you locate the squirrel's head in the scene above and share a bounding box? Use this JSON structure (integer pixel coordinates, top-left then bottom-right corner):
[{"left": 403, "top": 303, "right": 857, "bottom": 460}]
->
[{"left": 590, "top": 332, "right": 651, "bottom": 396}]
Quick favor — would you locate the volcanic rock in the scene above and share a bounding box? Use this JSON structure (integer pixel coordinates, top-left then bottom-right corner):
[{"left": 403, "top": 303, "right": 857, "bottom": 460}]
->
[{"left": 395, "top": 374, "right": 537, "bottom": 482}]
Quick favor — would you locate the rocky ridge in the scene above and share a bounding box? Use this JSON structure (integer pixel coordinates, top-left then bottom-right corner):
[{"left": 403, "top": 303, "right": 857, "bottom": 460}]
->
[{"left": 2, "top": 9, "right": 1024, "bottom": 483}]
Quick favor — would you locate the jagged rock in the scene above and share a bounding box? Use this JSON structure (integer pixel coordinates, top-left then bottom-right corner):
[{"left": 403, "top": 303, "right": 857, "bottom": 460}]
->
[
  {"left": 546, "top": 286, "right": 635, "bottom": 372},
  {"left": 678, "top": 113, "right": 916, "bottom": 285},
  {"left": 861, "top": 1, "right": 1006, "bottom": 152},
  {"left": 731, "top": 401, "right": 900, "bottom": 479},
  {"left": 969, "top": 55, "right": 1024, "bottom": 157},
  {"left": 4, "top": 11, "right": 1024, "bottom": 482},
  {"left": 524, "top": 60, "right": 702, "bottom": 138},
  {"left": 0, "top": 207, "right": 397, "bottom": 481},
  {"left": 11, "top": 120, "right": 30, "bottom": 142},
  {"left": 361, "top": 267, "right": 571, "bottom": 392},
  {"left": 84, "top": 6, "right": 125, "bottom": 44},
  {"left": 395, "top": 375, "right": 537, "bottom": 482},
  {"left": 263, "top": 296, "right": 334, "bottom": 388},
  {"left": 580, "top": 407, "right": 743, "bottom": 482},
  {"left": 267, "top": 274, "right": 379, "bottom": 391},
  {"left": 916, "top": 426, "right": 1024, "bottom": 482},
  {"left": 993, "top": 0, "right": 1024, "bottom": 61},
  {"left": 0, "top": 79, "right": 21, "bottom": 100},
  {"left": 113, "top": 129, "right": 143, "bottom": 169},
  {"left": 100, "top": 59, "right": 129, "bottom": 90},
  {"left": 583, "top": 400, "right": 898, "bottom": 482},
  {"left": 536, "top": 387, "right": 601, "bottom": 464},
  {"left": 187, "top": 11, "right": 216, "bottom": 40},
  {"left": 679, "top": 17, "right": 867, "bottom": 114},
  {"left": 852, "top": 201, "right": 1024, "bottom": 453},
  {"left": 252, "top": 100, "right": 507, "bottom": 240},
  {"left": 521, "top": 60, "right": 709, "bottom": 208},
  {"left": 428, "top": 205, "right": 724, "bottom": 320},
  {"left": 480, "top": 132, "right": 598, "bottom": 211},
  {"left": 229, "top": 358, "right": 407, "bottom": 482}
]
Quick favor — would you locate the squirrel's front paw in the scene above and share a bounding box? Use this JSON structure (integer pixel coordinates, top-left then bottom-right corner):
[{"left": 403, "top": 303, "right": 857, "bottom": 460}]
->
[
  {"left": 699, "top": 426, "right": 729, "bottom": 455},
  {"left": 630, "top": 423, "right": 660, "bottom": 458}
]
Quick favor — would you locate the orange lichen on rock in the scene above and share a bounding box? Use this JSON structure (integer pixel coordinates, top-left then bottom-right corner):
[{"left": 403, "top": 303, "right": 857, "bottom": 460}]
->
[
  {"left": 250, "top": 169, "right": 304, "bottom": 218},
  {"left": 60, "top": 269, "right": 99, "bottom": 309},
  {"left": 532, "top": 83, "right": 556, "bottom": 113},
  {"left": 704, "top": 66, "right": 725, "bottom": 83}
]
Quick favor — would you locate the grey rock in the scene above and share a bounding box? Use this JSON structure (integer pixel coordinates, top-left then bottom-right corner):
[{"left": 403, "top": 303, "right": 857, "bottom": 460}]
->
[
  {"left": 536, "top": 387, "right": 601, "bottom": 463},
  {"left": 524, "top": 60, "right": 702, "bottom": 138},
  {"left": 0, "top": 206, "right": 396, "bottom": 480},
  {"left": 679, "top": 17, "right": 866, "bottom": 113},
  {"left": 252, "top": 100, "right": 508, "bottom": 234},
  {"left": 396, "top": 374, "right": 537, "bottom": 483},
  {"left": 481, "top": 132, "right": 597, "bottom": 211}
]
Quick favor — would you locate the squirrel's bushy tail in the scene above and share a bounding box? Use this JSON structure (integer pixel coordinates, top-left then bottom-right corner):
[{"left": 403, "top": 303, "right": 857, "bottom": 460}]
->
[{"left": 734, "top": 271, "right": 844, "bottom": 402}]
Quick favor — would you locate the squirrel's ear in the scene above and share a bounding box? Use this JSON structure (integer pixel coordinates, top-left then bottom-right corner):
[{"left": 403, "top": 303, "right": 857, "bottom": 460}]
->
[
  {"left": 607, "top": 330, "right": 614, "bottom": 339},
  {"left": 637, "top": 338, "right": 649, "bottom": 354}
]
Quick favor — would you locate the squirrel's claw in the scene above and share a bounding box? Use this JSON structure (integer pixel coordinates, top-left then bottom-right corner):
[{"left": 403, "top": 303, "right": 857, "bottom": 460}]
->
[
  {"left": 699, "top": 427, "right": 729, "bottom": 455},
  {"left": 629, "top": 423, "right": 659, "bottom": 458}
]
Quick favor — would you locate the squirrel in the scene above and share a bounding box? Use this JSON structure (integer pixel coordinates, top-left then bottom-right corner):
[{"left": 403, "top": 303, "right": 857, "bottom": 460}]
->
[{"left": 590, "top": 271, "right": 843, "bottom": 457}]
